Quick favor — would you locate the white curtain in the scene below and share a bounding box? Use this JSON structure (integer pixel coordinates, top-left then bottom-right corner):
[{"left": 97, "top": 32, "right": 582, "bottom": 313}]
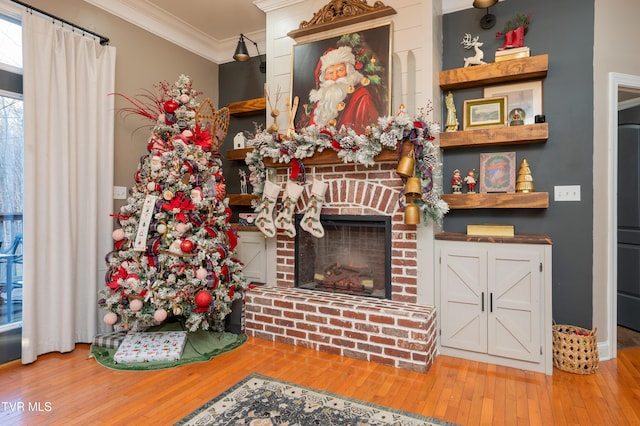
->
[{"left": 21, "top": 12, "right": 116, "bottom": 364}]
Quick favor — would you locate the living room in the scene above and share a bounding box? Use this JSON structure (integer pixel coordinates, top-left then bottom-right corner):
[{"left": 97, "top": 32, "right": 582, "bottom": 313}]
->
[{"left": 0, "top": 0, "right": 639, "bottom": 424}]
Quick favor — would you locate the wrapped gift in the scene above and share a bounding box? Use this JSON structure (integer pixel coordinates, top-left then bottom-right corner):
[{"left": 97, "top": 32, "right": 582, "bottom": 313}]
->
[
  {"left": 114, "top": 331, "right": 188, "bottom": 364},
  {"left": 93, "top": 331, "right": 127, "bottom": 349}
]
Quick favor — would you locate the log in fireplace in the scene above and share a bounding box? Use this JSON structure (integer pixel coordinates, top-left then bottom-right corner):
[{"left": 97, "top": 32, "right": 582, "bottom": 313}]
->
[{"left": 294, "top": 214, "right": 391, "bottom": 299}]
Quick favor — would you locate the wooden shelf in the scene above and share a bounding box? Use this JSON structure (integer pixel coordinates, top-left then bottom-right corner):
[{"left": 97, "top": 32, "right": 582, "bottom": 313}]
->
[
  {"left": 441, "top": 192, "right": 549, "bottom": 209},
  {"left": 225, "top": 146, "right": 399, "bottom": 167},
  {"left": 226, "top": 98, "right": 266, "bottom": 117},
  {"left": 439, "top": 55, "right": 548, "bottom": 90},
  {"left": 436, "top": 232, "right": 552, "bottom": 245},
  {"left": 439, "top": 123, "right": 548, "bottom": 149},
  {"left": 227, "top": 194, "right": 259, "bottom": 206},
  {"left": 226, "top": 147, "right": 253, "bottom": 161}
]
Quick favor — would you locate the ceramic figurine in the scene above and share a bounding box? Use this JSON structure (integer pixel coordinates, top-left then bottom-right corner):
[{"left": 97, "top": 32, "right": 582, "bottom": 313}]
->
[
  {"left": 452, "top": 169, "right": 463, "bottom": 194},
  {"left": 461, "top": 34, "right": 486, "bottom": 68},
  {"left": 464, "top": 169, "right": 477, "bottom": 193}
]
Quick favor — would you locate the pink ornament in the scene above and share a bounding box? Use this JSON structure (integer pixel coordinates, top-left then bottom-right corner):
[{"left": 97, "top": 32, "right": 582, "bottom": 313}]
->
[
  {"left": 112, "top": 228, "right": 125, "bottom": 241},
  {"left": 180, "top": 239, "right": 194, "bottom": 253},
  {"left": 175, "top": 223, "right": 188, "bottom": 235},
  {"left": 157, "top": 113, "right": 166, "bottom": 123},
  {"left": 164, "top": 100, "right": 179, "bottom": 113},
  {"left": 196, "top": 267, "right": 208, "bottom": 280},
  {"left": 129, "top": 298, "right": 143, "bottom": 312},
  {"left": 195, "top": 290, "right": 213, "bottom": 308},
  {"left": 103, "top": 312, "right": 118, "bottom": 325},
  {"left": 179, "top": 94, "right": 190, "bottom": 104},
  {"left": 182, "top": 129, "right": 193, "bottom": 138},
  {"left": 154, "top": 308, "right": 168, "bottom": 322}
]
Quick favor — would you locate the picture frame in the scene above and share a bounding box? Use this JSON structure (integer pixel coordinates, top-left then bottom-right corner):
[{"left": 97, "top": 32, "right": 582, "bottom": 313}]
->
[
  {"left": 479, "top": 152, "right": 516, "bottom": 193},
  {"left": 483, "top": 80, "right": 543, "bottom": 125},
  {"left": 290, "top": 23, "right": 392, "bottom": 134},
  {"left": 463, "top": 96, "right": 508, "bottom": 130}
]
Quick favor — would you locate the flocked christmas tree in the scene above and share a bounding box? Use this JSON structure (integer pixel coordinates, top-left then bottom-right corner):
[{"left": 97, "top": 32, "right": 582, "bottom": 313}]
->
[{"left": 99, "top": 75, "right": 247, "bottom": 332}]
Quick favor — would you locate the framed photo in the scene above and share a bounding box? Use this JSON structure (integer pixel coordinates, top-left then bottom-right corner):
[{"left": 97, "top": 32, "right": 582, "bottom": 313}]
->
[
  {"left": 291, "top": 23, "right": 392, "bottom": 135},
  {"left": 483, "top": 80, "right": 543, "bottom": 125},
  {"left": 479, "top": 152, "right": 516, "bottom": 193},
  {"left": 463, "top": 96, "right": 508, "bottom": 130}
]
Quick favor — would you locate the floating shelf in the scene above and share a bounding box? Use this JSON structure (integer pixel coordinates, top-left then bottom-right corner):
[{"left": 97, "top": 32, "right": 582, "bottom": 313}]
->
[
  {"left": 439, "top": 123, "right": 548, "bottom": 149},
  {"left": 225, "top": 147, "right": 399, "bottom": 167},
  {"left": 435, "top": 232, "right": 552, "bottom": 245},
  {"left": 226, "top": 98, "right": 266, "bottom": 117},
  {"left": 227, "top": 194, "right": 259, "bottom": 206},
  {"left": 439, "top": 55, "right": 548, "bottom": 90},
  {"left": 441, "top": 192, "right": 549, "bottom": 209}
]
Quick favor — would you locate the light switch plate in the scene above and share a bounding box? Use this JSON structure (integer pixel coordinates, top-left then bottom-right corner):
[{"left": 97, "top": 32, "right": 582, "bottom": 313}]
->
[
  {"left": 554, "top": 185, "right": 580, "bottom": 202},
  {"left": 113, "top": 186, "right": 127, "bottom": 200}
]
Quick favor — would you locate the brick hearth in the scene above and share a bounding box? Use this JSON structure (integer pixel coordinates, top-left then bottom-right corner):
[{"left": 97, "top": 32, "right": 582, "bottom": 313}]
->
[
  {"left": 243, "top": 160, "right": 437, "bottom": 372},
  {"left": 245, "top": 286, "right": 437, "bottom": 372}
]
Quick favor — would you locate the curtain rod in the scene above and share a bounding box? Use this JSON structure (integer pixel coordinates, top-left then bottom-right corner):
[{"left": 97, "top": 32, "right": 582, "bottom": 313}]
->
[{"left": 10, "top": 0, "right": 109, "bottom": 45}]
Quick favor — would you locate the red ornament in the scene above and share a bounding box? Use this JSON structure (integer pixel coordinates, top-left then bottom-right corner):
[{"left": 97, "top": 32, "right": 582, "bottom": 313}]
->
[
  {"left": 195, "top": 290, "right": 213, "bottom": 308},
  {"left": 180, "top": 239, "right": 194, "bottom": 253},
  {"left": 164, "top": 100, "right": 179, "bottom": 113}
]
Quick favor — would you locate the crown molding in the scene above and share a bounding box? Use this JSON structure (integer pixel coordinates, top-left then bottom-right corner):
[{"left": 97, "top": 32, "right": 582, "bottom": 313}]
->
[
  {"left": 253, "top": 0, "right": 305, "bottom": 13},
  {"left": 83, "top": 0, "right": 264, "bottom": 64}
]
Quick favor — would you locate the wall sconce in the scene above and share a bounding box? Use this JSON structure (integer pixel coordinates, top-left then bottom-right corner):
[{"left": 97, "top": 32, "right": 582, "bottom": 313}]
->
[
  {"left": 473, "top": 0, "right": 498, "bottom": 29},
  {"left": 233, "top": 33, "right": 266, "bottom": 73}
]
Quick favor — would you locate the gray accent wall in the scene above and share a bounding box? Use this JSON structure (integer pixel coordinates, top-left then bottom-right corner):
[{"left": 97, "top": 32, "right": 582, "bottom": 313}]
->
[{"left": 442, "top": 0, "right": 595, "bottom": 328}]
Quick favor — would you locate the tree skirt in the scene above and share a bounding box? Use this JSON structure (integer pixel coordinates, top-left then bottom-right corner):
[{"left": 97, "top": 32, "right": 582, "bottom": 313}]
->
[
  {"left": 175, "top": 373, "right": 459, "bottom": 426},
  {"left": 89, "top": 322, "right": 247, "bottom": 371}
]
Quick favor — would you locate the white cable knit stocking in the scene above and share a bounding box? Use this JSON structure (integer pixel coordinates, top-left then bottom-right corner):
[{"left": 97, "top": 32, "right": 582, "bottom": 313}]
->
[
  {"left": 300, "top": 179, "right": 328, "bottom": 238},
  {"left": 275, "top": 180, "right": 304, "bottom": 238},
  {"left": 255, "top": 180, "right": 281, "bottom": 238}
]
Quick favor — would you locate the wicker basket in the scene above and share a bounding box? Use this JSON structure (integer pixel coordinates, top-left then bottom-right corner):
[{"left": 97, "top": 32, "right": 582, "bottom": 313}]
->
[{"left": 552, "top": 324, "right": 599, "bottom": 374}]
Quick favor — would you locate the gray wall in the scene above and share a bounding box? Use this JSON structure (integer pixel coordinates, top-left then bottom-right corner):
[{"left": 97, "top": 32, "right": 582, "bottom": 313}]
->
[
  {"left": 443, "top": 0, "right": 595, "bottom": 327},
  {"left": 219, "top": 58, "right": 266, "bottom": 220}
]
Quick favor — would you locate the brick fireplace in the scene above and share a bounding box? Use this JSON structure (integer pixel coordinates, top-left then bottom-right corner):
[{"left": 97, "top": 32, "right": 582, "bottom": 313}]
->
[{"left": 243, "top": 161, "right": 437, "bottom": 372}]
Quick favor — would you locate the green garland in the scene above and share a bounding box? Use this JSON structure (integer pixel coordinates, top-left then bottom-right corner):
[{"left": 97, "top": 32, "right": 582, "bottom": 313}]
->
[{"left": 245, "top": 106, "right": 449, "bottom": 224}]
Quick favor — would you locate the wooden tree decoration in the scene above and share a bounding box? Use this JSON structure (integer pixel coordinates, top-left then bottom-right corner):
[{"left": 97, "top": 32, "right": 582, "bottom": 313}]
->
[
  {"left": 195, "top": 98, "right": 230, "bottom": 153},
  {"left": 265, "top": 83, "right": 282, "bottom": 134},
  {"left": 516, "top": 158, "right": 535, "bottom": 193}
]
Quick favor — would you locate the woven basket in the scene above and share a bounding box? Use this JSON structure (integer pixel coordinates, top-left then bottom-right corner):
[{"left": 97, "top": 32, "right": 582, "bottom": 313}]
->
[{"left": 552, "top": 324, "right": 599, "bottom": 374}]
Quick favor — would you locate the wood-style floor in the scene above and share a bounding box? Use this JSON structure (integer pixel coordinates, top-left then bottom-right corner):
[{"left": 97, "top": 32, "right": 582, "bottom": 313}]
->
[{"left": 0, "top": 337, "right": 639, "bottom": 426}]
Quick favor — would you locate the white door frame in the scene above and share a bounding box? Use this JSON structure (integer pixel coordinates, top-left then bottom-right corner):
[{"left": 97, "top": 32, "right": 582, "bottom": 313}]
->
[{"left": 607, "top": 72, "right": 640, "bottom": 358}]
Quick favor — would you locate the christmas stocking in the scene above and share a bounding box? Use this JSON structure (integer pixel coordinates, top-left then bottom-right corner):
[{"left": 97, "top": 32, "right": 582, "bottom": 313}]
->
[
  {"left": 255, "top": 180, "right": 281, "bottom": 237},
  {"left": 275, "top": 180, "right": 304, "bottom": 237},
  {"left": 300, "top": 179, "right": 328, "bottom": 238}
]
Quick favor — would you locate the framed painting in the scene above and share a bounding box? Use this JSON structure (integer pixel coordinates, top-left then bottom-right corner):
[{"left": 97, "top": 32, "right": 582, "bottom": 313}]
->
[
  {"left": 483, "top": 80, "right": 543, "bottom": 125},
  {"left": 463, "top": 96, "right": 507, "bottom": 130},
  {"left": 291, "top": 23, "right": 392, "bottom": 135},
  {"left": 479, "top": 152, "right": 516, "bottom": 193}
]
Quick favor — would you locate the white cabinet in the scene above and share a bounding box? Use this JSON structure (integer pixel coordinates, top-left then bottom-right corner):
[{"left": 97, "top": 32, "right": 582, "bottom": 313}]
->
[
  {"left": 436, "top": 237, "right": 553, "bottom": 374},
  {"left": 236, "top": 231, "right": 266, "bottom": 284}
]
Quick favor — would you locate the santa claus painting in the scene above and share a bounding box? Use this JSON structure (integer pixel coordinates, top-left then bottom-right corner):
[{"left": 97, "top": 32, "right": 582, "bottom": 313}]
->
[{"left": 292, "top": 25, "right": 391, "bottom": 135}]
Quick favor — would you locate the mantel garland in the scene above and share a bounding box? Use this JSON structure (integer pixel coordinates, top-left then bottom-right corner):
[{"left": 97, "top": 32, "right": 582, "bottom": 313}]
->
[{"left": 244, "top": 105, "right": 449, "bottom": 224}]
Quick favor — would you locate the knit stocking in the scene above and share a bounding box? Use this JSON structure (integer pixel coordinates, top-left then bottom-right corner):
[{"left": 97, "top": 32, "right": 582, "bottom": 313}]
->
[
  {"left": 255, "top": 180, "right": 281, "bottom": 238},
  {"left": 275, "top": 180, "right": 304, "bottom": 238},
  {"left": 300, "top": 179, "right": 328, "bottom": 238}
]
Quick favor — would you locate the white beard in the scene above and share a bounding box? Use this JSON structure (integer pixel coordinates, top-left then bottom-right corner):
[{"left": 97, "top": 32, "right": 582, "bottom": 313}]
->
[{"left": 309, "top": 71, "right": 363, "bottom": 127}]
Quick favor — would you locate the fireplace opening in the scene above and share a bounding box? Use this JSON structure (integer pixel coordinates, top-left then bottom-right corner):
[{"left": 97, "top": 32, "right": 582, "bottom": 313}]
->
[{"left": 294, "top": 215, "right": 391, "bottom": 299}]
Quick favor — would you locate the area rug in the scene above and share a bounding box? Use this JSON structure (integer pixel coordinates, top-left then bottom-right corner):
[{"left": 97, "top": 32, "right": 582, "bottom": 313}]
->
[
  {"left": 89, "top": 322, "right": 247, "bottom": 371},
  {"left": 175, "top": 373, "right": 458, "bottom": 426}
]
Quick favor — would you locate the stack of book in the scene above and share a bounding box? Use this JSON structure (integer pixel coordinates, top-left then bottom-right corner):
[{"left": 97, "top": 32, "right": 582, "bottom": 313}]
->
[{"left": 495, "top": 47, "right": 530, "bottom": 63}]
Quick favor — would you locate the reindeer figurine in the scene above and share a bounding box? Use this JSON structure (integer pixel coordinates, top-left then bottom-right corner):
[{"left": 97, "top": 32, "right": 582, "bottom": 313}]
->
[{"left": 461, "top": 33, "right": 486, "bottom": 68}]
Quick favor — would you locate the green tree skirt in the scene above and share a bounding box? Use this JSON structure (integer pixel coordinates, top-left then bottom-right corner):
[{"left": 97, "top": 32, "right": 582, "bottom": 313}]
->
[{"left": 89, "top": 322, "right": 247, "bottom": 371}]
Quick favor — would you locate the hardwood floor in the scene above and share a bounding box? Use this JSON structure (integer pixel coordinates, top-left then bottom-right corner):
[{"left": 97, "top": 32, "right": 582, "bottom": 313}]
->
[{"left": 0, "top": 336, "right": 639, "bottom": 425}]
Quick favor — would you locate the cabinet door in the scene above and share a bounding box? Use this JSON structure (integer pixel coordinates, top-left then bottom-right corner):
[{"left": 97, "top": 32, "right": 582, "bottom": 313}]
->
[
  {"left": 440, "top": 246, "right": 488, "bottom": 353},
  {"left": 236, "top": 231, "right": 266, "bottom": 284},
  {"left": 487, "top": 248, "right": 541, "bottom": 363}
]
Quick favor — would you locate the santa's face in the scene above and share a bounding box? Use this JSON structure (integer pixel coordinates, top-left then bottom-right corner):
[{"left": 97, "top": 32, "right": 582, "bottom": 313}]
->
[{"left": 324, "top": 63, "right": 347, "bottom": 81}]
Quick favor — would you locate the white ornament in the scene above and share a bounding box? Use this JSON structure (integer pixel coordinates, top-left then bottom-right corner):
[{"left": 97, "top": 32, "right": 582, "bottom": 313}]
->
[{"left": 233, "top": 132, "right": 246, "bottom": 149}]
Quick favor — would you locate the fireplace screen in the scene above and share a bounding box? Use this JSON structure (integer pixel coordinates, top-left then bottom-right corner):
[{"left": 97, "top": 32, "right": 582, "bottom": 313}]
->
[{"left": 295, "top": 215, "right": 391, "bottom": 299}]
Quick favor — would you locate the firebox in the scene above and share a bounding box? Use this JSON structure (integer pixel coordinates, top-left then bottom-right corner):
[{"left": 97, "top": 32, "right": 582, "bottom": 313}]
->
[{"left": 294, "top": 214, "right": 392, "bottom": 299}]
